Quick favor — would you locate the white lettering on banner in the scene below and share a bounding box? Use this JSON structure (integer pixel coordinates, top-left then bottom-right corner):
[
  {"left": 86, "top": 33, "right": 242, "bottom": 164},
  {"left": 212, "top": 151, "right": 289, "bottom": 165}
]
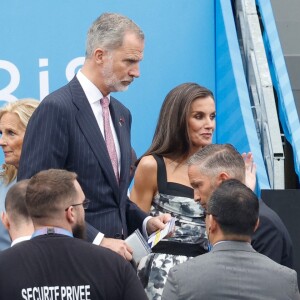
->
[
  {"left": 0, "top": 60, "right": 20, "bottom": 102},
  {"left": 66, "top": 57, "right": 85, "bottom": 82},
  {"left": 0, "top": 57, "right": 84, "bottom": 102},
  {"left": 21, "top": 285, "right": 91, "bottom": 300}
]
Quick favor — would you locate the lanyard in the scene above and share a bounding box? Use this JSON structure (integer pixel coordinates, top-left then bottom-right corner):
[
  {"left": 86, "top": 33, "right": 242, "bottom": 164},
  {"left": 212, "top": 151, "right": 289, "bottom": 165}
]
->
[{"left": 32, "top": 227, "right": 73, "bottom": 238}]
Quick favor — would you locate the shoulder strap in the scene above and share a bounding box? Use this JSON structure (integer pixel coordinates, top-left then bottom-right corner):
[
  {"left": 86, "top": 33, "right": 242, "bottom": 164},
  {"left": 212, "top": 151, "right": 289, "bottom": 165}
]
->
[{"left": 152, "top": 154, "right": 168, "bottom": 193}]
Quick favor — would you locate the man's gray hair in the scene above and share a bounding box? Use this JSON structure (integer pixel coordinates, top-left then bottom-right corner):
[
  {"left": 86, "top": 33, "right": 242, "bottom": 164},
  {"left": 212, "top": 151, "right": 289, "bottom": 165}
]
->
[
  {"left": 188, "top": 144, "right": 245, "bottom": 182},
  {"left": 86, "top": 13, "right": 144, "bottom": 57}
]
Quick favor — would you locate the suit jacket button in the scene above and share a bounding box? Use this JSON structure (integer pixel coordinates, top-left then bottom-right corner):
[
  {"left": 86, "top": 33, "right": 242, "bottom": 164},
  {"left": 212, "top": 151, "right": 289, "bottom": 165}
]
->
[{"left": 114, "top": 233, "right": 122, "bottom": 239}]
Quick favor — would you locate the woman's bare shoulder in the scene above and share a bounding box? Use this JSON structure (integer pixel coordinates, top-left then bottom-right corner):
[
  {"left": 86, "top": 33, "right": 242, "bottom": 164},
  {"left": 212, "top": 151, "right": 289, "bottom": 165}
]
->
[{"left": 138, "top": 155, "right": 158, "bottom": 172}]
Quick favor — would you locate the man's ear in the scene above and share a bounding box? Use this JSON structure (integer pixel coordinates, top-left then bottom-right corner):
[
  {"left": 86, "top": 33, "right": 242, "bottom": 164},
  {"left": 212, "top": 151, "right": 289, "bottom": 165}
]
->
[
  {"left": 206, "top": 214, "right": 217, "bottom": 232},
  {"left": 210, "top": 215, "right": 218, "bottom": 232},
  {"left": 65, "top": 207, "right": 76, "bottom": 225},
  {"left": 216, "top": 172, "right": 230, "bottom": 185},
  {"left": 94, "top": 48, "right": 105, "bottom": 64},
  {"left": 253, "top": 218, "right": 260, "bottom": 233},
  {"left": 1, "top": 212, "right": 10, "bottom": 230}
]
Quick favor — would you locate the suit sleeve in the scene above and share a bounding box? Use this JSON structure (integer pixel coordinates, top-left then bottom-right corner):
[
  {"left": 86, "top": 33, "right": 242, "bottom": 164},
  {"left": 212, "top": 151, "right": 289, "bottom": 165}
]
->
[
  {"left": 162, "top": 268, "right": 180, "bottom": 300},
  {"left": 251, "top": 214, "right": 284, "bottom": 264},
  {"left": 18, "top": 98, "right": 69, "bottom": 179},
  {"left": 118, "top": 105, "right": 148, "bottom": 235},
  {"left": 86, "top": 223, "right": 102, "bottom": 242},
  {"left": 126, "top": 198, "right": 148, "bottom": 235}
]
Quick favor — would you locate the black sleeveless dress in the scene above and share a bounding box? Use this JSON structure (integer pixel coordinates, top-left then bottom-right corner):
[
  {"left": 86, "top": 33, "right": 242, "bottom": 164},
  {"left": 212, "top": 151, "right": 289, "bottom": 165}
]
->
[{"left": 137, "top": 155, "right": 208, "bottom": 299}]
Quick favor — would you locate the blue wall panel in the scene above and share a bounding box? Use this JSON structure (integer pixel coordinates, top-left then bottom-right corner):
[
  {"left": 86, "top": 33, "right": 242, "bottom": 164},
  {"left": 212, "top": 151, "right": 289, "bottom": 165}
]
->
[
  {"left": 215, "top": 0, "right": 270, "bottom": 192},
  {"left": 257, "top": 0, "right": 300, "bottom": 182},
  {"left": 0, "top": 0, "right": 215, "bottom": 163}
]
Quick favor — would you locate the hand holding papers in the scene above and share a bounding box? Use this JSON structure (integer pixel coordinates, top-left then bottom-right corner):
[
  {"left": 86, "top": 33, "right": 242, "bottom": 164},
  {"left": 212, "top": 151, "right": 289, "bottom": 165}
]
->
[
  {"left": 125, "top": 217, "right": 176, "bottom": 264},
  {"left": 147, "top": 217, "right": 176, "bottom": 248}
]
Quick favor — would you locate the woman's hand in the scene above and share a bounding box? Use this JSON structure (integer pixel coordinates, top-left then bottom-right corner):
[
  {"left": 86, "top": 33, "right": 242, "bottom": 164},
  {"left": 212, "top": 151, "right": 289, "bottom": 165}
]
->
[{"left": 242, "top": 152, "right": 256, "bottom": 192}]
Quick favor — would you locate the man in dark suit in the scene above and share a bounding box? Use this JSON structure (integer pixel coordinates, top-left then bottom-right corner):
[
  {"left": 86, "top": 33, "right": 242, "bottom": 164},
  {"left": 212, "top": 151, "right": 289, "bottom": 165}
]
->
[
  {"left": 253, "top": 199, "right": 294, "bottom": 268},
  {"left": 0, "top": 169, "right": 147, "bottom": 300},
  {"left": 162, "top": 179, "right": 300, "bottom": 300},
  {"left": 18, "top": 13, "right": 169, "bottom": 259},
  {"left": 187, "top": 143, "right": 294, "bottom": 267}
]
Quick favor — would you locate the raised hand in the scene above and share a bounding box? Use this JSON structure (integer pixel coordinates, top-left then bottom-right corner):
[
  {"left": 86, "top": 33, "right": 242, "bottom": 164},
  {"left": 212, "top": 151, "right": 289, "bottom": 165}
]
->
[{"left": 242, "top": 152, "right": 257, "bottom": 191}]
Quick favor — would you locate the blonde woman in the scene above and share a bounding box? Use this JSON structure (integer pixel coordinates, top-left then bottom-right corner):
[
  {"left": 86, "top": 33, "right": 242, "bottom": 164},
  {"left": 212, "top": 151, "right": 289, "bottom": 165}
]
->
[{"left": 0, "top": 99, "right": 39, "bottom": 250}]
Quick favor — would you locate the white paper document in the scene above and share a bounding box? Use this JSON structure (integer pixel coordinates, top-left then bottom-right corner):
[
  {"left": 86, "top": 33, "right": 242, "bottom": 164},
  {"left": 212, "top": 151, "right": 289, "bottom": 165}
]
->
[
  {"left": 125, "top": 229, "right": 151, "bottom": 264},
  {"left": 147, "top": 217, "right": 176, "bottom": 248}
]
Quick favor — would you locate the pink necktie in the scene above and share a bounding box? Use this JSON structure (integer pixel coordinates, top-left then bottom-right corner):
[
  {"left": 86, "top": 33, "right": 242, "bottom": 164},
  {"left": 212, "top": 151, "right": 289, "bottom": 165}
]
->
[{"left": 101, "top": 97, "right": 119, "bottom": 183}]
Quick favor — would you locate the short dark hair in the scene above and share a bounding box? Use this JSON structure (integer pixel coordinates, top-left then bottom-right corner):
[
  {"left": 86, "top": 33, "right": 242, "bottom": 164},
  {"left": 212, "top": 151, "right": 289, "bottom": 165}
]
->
[
  {"left": 207, "top": 179, "right": 259, "bottom": 236},
  {"left": 26, "top": 169, "right": 78, "bottom": 221},
  {"left": 5, "top": 180, "right": 30, "bottom": 226},
  {"left": 188, "top": 144, "right": 245, "bottom": 182}
]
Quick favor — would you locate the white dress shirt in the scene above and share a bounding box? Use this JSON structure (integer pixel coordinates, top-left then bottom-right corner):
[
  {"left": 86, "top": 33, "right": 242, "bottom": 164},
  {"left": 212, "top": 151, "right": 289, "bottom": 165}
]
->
[{"left": 11, "top": 236, "right": 31, "bottom": 247}]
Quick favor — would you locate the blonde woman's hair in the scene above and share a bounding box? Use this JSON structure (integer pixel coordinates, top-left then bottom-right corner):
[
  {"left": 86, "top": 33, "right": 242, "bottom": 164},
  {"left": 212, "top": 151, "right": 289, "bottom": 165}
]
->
[{"left": 0, "top": 98, "right": 40, "bottom": 184}]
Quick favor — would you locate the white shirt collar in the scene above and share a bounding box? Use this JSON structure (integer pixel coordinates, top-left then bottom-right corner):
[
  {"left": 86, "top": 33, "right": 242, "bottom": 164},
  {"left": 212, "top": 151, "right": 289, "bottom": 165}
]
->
[
  {"left": 76, "top": 70, "right": 110, "bottom": 104},
  {"left": 11, "top": 236, "right": 31, "bottom": 247}
]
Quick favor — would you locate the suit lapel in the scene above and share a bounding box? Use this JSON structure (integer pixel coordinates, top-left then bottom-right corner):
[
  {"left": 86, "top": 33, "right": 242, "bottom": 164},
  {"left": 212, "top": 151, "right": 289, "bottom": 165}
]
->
[{"left": 69, "top": 78, "right": 119, "bottom": 199}]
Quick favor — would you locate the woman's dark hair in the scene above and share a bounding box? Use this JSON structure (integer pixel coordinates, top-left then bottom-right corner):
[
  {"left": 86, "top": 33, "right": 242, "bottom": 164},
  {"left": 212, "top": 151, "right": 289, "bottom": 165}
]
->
[{"left": 140, "top": 83, "right": 214, "bottom": 163}]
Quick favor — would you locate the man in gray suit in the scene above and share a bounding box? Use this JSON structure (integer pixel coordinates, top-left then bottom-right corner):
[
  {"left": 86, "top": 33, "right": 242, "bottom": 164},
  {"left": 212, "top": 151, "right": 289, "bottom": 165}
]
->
[{"left": 162, "top": 179, "right": 300, "bottom": 300}]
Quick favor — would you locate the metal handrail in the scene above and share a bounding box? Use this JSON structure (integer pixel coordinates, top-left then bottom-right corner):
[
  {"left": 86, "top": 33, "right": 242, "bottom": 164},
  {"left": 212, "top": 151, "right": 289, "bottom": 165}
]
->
[{"left": 234, "top": 0, "right": 285, "bottom": 188}]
